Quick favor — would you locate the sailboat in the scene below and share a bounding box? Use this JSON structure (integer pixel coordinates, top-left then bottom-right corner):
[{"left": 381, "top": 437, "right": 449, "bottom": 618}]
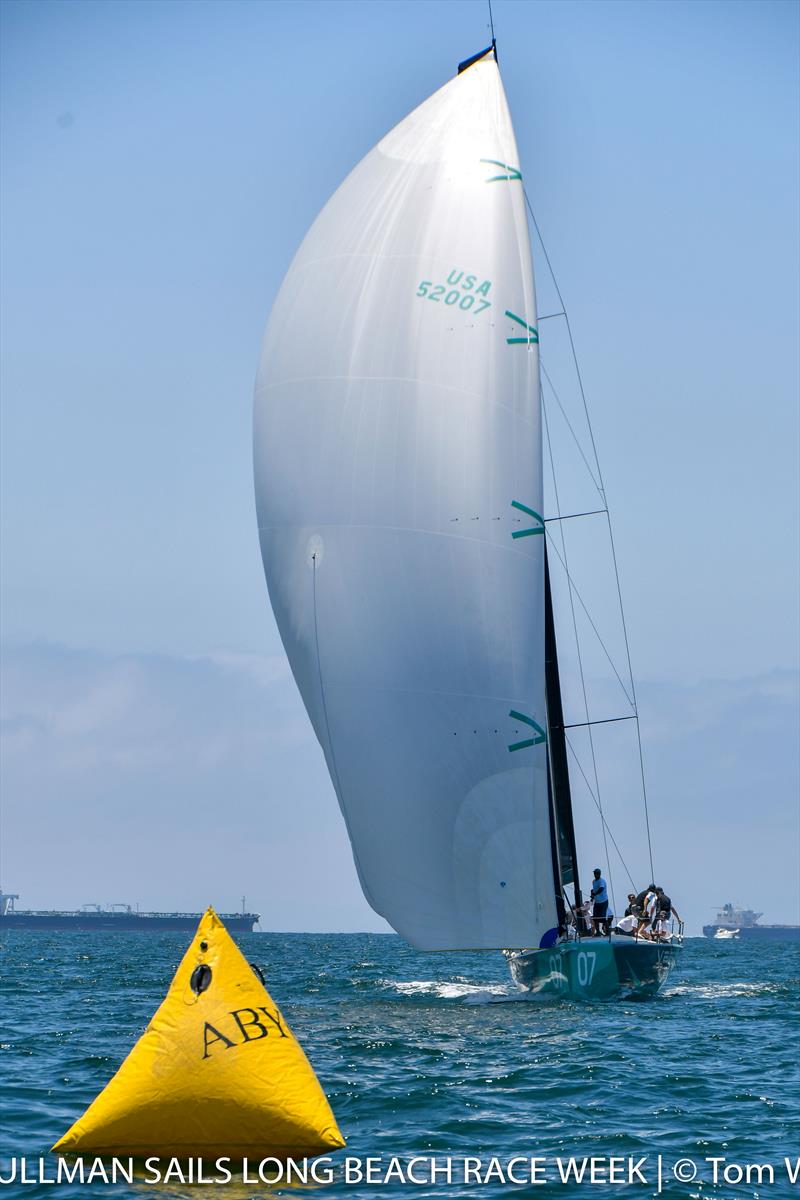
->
[{"left": 253, "top": 40, "right": 682, "bottom": 999}]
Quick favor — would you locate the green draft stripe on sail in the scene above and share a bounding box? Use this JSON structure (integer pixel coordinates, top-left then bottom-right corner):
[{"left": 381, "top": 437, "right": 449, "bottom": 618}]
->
[
  {"left": 508, "top": 709, "right": 547, "bottom": 752},
  {"left": 480, "top": 158, "right": 522, "bottom": 183},
  {"left": 505, "top": 310, "right": 539, "bottom": 344},
  {"left": 510, "top": 500, "right": 545, "bottom": 538}
]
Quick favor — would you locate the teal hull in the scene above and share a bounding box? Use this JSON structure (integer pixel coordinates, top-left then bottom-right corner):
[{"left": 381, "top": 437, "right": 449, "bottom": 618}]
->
[{"left": 507, "top": 936, "right": 681, "bottom": 999}]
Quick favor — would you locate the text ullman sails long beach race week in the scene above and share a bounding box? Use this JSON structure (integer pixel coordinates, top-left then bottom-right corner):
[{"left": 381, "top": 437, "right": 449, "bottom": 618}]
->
[{"left": 3, "top": 1153, "right": 799, "bottom": 1189}]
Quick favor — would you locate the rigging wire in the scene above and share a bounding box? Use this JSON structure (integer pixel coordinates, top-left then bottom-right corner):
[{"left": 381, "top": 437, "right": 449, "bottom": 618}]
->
[
  {"left": 540, "top": 360, "right": 604, "bottom": 498},
  {"left": 544, "top": 532, "right": 635, "bottom": 710},
  {"left": 524, "top": 192, "right": 605, "bottom": 505},
  {"left": 604, "top": 515, "right": 656, "bottom": 885},
  {"left": 525, "top": 187, "right": 657, "bottom": 887},
  {"left": 564, "top": 715, "right": 637, "bottom": 730},
  {"left": 487, "top": 0, "right": 496, "bottom": 42},
  {"left": 542, "top": 387, "right": 617, "bottom": 920},
  {"left": 546, "top": 509, "right": 607, "bottom": 522},
  {"left": 565, "top": 735, "right": 638, "bottom": 893}
]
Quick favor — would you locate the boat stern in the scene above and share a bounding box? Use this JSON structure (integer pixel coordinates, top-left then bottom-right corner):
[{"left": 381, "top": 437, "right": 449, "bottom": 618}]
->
[{"left": 507, "top": 935, "right": 681, "bottom": 999}]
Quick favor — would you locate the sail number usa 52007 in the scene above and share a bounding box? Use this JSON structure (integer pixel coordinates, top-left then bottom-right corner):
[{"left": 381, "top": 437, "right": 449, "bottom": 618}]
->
[{"left": 416, "top": 267, "right": 493, "bottom": 313}]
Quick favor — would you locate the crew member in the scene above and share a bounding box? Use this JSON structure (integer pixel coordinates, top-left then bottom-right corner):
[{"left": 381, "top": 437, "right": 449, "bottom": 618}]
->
[
  {"left": 653, "top": 886, "right": 682, "bottom": 939},
  {"left": 635, "top": 884, "right": 658, "bottom": 938},
  {"left": 590, "top": 868, "right": 609, "bottom": 937}
]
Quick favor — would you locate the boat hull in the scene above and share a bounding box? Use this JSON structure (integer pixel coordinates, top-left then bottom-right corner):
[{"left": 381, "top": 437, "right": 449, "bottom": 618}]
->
[
  {"left": 703, "top": 924, "right": 800, "bottom": 941},
  {"left": 507, "top": 937, "right": 680, "bottom": 999},
  {"left": 0, "top": 913, "right": 259, "bottom": 933}
]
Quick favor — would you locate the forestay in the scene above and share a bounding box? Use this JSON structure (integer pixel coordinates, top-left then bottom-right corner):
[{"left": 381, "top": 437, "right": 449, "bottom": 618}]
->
[{"left": 254, "top": 51, "right": 556, "bottom": 949}]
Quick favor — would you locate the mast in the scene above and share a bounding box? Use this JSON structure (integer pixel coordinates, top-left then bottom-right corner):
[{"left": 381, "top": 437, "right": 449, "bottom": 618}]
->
[
  {"left": 544, "top": 546, "right": 584, "bottom": 924},
  {"left": 545, "top": 767, "right": 566, "bottom": 932}
]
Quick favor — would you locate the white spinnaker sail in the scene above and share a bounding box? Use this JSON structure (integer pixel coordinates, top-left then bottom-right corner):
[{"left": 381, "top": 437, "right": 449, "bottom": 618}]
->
[{"left": 254, "top": 52, "right": 556, "bottom": 950}]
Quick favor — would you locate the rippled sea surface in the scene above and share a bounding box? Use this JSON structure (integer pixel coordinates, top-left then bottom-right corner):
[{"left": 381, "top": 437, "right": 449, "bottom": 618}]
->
[{"left": 2, "top": 932, "right": 799, "bottom": 1198}]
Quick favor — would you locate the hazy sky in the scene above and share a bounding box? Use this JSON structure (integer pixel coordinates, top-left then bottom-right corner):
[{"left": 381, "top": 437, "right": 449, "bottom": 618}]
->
[{"left": 1, "top": 0, "right": 798, "bottom": 935}]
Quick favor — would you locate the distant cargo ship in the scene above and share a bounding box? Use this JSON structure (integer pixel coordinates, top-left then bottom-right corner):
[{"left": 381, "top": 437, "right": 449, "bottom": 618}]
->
[
  {"left": 703, "top": 903, "right": 800, "bottom": 942},
  {"left": 0, "top": 891, "right": 259, "bottom": 933}
]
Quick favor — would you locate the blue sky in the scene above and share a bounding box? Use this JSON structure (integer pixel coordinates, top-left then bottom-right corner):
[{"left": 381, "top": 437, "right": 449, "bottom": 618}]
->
[{"left": 1, "top": 0, "right": 798, "bottom": 933}]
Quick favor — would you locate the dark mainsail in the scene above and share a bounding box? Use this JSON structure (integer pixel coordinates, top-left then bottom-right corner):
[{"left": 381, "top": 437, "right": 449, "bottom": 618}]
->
[{"left": 544, "top": 547, "right": 584, "bottom": 922}]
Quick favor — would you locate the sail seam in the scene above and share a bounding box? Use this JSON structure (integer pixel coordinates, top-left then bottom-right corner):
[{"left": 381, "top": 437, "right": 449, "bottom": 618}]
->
[
  {"left": 309, "top": 556, "right": 381, "bottom": 915},
  {"left": 252, "top": 680, "right": 550, "bottom": 704},
  {"left": 283, "top": 251, "right": 492, "bottom": 274},
  {"left": 258, "top": 521, "right": 548, "bottom": 556},
  {"left": 256, "top": 377, "right": 501, "bottom": 404}
]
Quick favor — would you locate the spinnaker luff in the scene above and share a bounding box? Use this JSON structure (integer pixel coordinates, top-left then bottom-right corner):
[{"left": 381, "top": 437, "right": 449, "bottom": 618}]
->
[{"left": 254, "top": 49, "right": 555, "bottom": 951}]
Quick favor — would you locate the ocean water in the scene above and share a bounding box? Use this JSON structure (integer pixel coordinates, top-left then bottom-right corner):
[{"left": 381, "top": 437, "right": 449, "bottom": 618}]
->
[{"left": 2, "top": 932, "right": 798, "bottom": 1199}]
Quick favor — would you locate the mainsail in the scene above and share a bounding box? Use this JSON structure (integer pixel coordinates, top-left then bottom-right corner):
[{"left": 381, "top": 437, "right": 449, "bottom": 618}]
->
[{"left": 254, "top": 49, "right": 557, "bottom": 950}]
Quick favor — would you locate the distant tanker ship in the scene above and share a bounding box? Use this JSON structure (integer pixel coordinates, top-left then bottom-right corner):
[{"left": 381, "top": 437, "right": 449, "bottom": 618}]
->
[
  {"left": 703, "top": 903, "right": 800, "bottom": 942},
  {"left": 0, "top": 891, "right": 259, "bottom": 933}
]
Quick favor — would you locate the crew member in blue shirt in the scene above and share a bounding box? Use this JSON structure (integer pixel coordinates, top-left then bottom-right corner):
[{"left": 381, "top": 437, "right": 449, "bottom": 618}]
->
[{"left": 590, "top": 868, "right": 609, "bottom": 936}]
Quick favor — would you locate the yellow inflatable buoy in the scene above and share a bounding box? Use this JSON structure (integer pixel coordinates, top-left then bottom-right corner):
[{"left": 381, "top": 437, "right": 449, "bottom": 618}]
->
[{"left": 53, "top": 908, "right": 345, "bottom": 1158}]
